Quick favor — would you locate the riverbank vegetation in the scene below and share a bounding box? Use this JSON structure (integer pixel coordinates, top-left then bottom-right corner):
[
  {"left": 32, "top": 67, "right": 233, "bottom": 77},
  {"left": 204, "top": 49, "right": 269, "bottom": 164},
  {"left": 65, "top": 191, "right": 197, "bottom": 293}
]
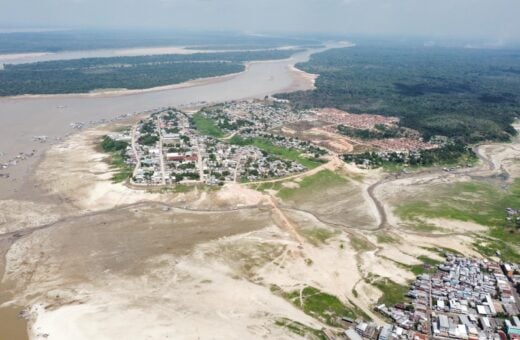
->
[
  {"left": 0, "top": 49, "right": 300, "bottom": 96},
  {"left": 0, "top": 30, "right": 320, "bottom": 54},
  {"left": 100, "top": 136, "right": 133, "bottom": 183}
]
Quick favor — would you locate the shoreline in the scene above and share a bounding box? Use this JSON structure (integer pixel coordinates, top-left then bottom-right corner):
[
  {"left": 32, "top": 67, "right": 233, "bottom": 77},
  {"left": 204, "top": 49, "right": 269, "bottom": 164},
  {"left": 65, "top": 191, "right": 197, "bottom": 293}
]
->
[
  {"left": 0, "top": 57, "right": 299, "bottom": 101},
  {"left": 0, "top": 44, "right": 307, "bottom": 66},
  {"left": 0, "top": 42, "right": 351, "bottom": 100}
]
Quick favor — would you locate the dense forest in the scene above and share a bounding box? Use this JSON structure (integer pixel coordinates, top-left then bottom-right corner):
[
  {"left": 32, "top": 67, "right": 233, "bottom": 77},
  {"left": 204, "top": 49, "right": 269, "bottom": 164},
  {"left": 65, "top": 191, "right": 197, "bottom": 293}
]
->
[
  {"left": 0, "top": 49, "right": 300, "bottom": 96},
  {"left": 277, "top": 46, "right": 520, "bottom": 143},
  {"left": 343, "top": 142, "right": 476, "bottom": 168}
]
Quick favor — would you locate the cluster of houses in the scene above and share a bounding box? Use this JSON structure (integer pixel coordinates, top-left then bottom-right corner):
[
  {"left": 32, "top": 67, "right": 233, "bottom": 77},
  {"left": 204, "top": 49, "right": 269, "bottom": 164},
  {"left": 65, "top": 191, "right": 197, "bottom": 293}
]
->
[
  {"left": 201, "top": 100, "right": 314, "bottom": 132},
  {"left": 201, "top": 138, "right": 308, "bottom": 184},
  {"left": 128, "top": 107, "right": 317, "bottom": 186},
  {"left": 345, "top": 255, "right": 520, "bottom": 340}
]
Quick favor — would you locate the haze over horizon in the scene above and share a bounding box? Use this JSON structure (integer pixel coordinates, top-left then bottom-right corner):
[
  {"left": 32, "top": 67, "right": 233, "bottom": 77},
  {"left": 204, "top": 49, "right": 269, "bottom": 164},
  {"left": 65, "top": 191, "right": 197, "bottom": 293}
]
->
[{"left": 1, "top": 0, "right": 519, "bottom": 44}]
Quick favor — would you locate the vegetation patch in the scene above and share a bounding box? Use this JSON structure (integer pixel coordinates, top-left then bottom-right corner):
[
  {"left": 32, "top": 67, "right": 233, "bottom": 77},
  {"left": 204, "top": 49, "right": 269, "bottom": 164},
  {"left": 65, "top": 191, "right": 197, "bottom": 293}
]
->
[
  {"left": 386, "top": 255, "right": 442, "bottom": 276},
  {"left": 300, "top": 227, "right": 337, "bottom": 246},
  {"left": 274, "top": 318, "right": 327, "bottom": 340},
  {"left": 395, "top": 180, "right": 520, "bottom": 249},
  {"left": 276, "top": 170, "right": 349, "bottom": 201},
  {"left": 344, "top": 143, "right": 477, "bottom": 171},
  {"left": 375, "top": 232, "right": 400, "bottom": 244},
  {"left": 474, "top": 237, "right": 520, "bottom": 263},
  {"left": 366, "top": 276, "right": 409, "bottom": 307},
  {"left": 349, "top": 233, "right": 376, "bottom": 252},
  {"left": 231, "top": 137, "right": 323, "bottom": 169},
  {"left": 192, "top": 113, "right": 224, "bottom": 137},
  {"left": 283, "top": 286, "right": 361, "bottom": 326},
  {"left": 421, "top": 246, "right": 462, "bottom": 256},
  {"left": 0, "top": 49, "right": 303, "bottom": 96},
  {"left": 100, "top": 135, "right": 133, "bottom": 183},
  {"left": 146, "top": 184, "right": 205, "bottom": 194},
  {"left": 109, "top": 153, "right": 134, "bottom": 183},
  {"left": 253, "top": 181, "right": 284, "bottom": 192},
  {"left": 400, "top": 219, "right": 446, "bottom": 233}
]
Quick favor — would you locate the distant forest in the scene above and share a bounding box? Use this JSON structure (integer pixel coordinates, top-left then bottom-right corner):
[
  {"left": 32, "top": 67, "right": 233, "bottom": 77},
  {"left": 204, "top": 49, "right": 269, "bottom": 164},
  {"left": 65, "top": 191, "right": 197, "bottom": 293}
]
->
[
  {"left": 277, "top": 46, "right": 520, "bottom": 143},
  {"left": 0, "top": 50, "right": 300, "bottom": 96},
  {"left": 0, "top": 30, "right": 321, "bottom": 54}
]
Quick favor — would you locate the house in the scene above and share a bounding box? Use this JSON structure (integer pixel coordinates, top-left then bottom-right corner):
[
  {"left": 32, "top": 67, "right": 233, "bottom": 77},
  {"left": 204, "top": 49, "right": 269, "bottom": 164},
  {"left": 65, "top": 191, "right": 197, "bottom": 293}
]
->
[
  {"left": 438, "top": 315, "right": 450, "bottom": 334},
  {"left": 345, "top": 328, "right": 363, "bottom": 340}
]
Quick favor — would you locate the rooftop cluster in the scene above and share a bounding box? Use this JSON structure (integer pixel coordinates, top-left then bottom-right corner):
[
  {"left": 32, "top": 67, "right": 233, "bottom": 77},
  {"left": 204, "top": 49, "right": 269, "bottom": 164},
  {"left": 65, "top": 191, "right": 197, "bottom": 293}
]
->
[{"left": 351, "top": 254, "right": 520, "bottom": 340}]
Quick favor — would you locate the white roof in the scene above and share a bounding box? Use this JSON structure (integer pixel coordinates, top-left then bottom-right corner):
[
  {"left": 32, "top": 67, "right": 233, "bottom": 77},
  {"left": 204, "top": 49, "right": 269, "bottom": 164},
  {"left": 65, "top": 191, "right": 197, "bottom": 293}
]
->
[
  {"left": 439, "top": 315, "right": 450, "bottom": 329},
  {"left": 477, "top": 305, "right": 488, "bottom": 315},
  {"left": 345, "top": 329, "right": 363, "bottom": 340}
]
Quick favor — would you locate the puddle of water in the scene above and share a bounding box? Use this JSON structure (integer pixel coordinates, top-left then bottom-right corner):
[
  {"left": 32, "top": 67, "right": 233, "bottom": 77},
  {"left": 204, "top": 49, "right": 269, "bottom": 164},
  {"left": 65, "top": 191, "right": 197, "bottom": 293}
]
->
[
  {"left": 0, "top": 240, "right": 28, "bottom": 340},
  {"left": 0, "top": 305, "right": 28, "bottom": 340}
]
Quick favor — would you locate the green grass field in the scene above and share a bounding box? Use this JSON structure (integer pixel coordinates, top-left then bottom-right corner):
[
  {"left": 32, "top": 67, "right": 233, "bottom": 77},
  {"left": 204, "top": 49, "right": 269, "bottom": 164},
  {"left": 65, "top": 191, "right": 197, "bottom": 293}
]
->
[
  {"left": 474, "top": 237, "right": 520, "bottom": 262},
  {"left": 231, "top": 136, "right": 323, "bottom": 170},
  {"left": 275, "top": 170, "right": 349, "bottom": 201},
  {"left": 369, "top": 277, "right": 409, "bottom": 307},
  {"left": 396, "top": 181, "right": 520, "bottom": 227},
  {"left": 395, "top": 179, "right": 520, "bottom": 261},
  {"left": 405, "top": 256, "right": 442, "bottom": 276},
  {"left": 249, "top": 138, "right": 323, "bottom": 169},
  {"left": 107, "top": 151, "right": 133, "bottom": 183},
  {"left": 284, "top": 286, "right": 361, "bottom": 325},
  {"left": 375, "top": 232, "right": 400, "bottom": 244},
  {"left": 274, "top": 318, "right": 327, "bottom": 340},
  {"left": 299, "top": 227, "right": 337, "bottom": 246},
  {"left": 192, "top": 113, "right": 224, "bottom": 137}
]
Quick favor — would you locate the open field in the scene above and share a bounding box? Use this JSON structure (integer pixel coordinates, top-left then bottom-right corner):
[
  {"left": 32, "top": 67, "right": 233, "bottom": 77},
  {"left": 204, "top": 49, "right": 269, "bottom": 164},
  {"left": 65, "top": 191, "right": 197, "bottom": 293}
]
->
[
  {"left": 257, "top": 169, "right": 379, "bottom": 230},
  {"left": 282, "top": 286, "right": 360, "bottom": 325},
  {"left": 192, "top": 112, "right": 225, "bottom": 137},
  {"left": 246, "top": 138, "right": 324, "bottom": 169},
  {"left": 391, "top": 179, "right": 520, "bottom": 261}
]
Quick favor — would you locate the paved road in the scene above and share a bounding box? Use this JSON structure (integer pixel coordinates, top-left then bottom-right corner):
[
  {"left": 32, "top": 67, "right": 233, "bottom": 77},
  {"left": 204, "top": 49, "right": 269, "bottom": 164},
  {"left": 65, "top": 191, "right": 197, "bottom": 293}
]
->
[
  {"left": 156, "top": 116, "right": 167, "bottom": 185},
  {"left": 131, "top": 125, "right": 141, "bottom": 178}
]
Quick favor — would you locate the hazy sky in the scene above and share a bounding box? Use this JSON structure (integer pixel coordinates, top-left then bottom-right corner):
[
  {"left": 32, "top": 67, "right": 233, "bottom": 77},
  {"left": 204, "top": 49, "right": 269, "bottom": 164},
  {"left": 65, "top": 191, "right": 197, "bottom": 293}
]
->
[{"left": 1, "top": 0, "right": 519, "bottom": 41}]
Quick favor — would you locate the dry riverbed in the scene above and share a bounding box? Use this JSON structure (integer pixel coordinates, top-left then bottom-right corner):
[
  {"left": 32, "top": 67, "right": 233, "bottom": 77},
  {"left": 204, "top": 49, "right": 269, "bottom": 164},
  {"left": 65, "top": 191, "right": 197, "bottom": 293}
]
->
[{"left": 1, "top": 116, "right": 518, "bottom": 339}]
